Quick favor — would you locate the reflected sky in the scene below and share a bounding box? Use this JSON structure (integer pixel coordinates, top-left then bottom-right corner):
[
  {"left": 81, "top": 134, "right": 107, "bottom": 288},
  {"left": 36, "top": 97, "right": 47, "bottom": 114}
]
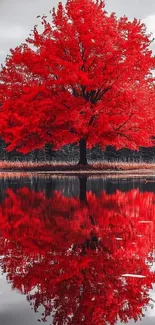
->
[{"left": 0, "top": 273, "right": 38, "bottom": 325}]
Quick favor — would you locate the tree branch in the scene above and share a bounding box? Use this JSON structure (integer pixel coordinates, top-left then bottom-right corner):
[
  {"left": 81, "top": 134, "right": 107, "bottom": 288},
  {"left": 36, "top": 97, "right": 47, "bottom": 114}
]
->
[{"left": 115, "top": 113, "right": 134, "bottom": 132}]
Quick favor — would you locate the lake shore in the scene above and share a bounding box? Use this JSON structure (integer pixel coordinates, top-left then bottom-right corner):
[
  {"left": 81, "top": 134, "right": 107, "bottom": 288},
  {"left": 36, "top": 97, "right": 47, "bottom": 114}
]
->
[
  {"left": 1, "top": 160, "right": 155, "bottom": 171},
  {"left": 1, "top": 161, "right": 155, "bottom": 178}
]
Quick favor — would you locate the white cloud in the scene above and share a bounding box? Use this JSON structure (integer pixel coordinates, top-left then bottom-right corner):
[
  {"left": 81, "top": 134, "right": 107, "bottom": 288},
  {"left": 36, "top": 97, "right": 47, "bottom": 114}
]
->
[
  {"left": 143, "top": 15, "right": 155, "bottom": 54},
  {"left": 0, "top": 24, "right": 29, "bottom": 63},
  {"left": 0, "top": 0, "right": 60, "bottom": 64},
  {"left": 0, "top": 24, "right": 28, "bottom": 41},
  {"left": 0, "top": 50, "right": 6, "bottom": 55},
  {"left": 143, "top": 14, "right": 155, "bottom": 36}
]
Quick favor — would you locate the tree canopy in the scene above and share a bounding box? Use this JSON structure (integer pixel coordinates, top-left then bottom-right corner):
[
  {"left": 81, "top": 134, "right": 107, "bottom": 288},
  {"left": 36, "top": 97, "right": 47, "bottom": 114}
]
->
[{"left": 0, "top": 0, "right": 155, "bottom": 163}]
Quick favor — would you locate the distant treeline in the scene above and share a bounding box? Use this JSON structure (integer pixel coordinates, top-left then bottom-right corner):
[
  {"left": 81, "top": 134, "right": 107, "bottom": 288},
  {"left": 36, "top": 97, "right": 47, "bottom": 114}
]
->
[{"left": 0, "top": 138, "right": 155, "bottom": 162}]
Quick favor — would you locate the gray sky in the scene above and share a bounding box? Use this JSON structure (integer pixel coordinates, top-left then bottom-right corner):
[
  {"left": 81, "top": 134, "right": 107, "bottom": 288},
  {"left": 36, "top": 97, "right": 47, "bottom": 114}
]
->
[{"left": 0, "top": 0, "right": 155, "bottom": 64}]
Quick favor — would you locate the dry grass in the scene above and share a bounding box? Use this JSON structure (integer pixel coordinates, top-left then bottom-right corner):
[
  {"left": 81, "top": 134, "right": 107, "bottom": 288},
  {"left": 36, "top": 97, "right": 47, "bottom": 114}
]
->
[
  {"left": 0, "top": 160, "right": 74, "bottom": 171},
  {"left": 91, "top": 161, "right": 155, "bottom": 170},
  {"left": 0, "top": 160, "right": 72, "bottom": 168},
  {"left": 0, "top": 160, "right": 155, "bottom": 172}
]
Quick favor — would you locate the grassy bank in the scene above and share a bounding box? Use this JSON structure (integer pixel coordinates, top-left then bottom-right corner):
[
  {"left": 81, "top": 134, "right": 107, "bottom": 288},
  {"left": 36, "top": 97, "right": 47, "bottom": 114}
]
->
[{"left": 1, "top": 160, "right": 155, "bottom": 172}]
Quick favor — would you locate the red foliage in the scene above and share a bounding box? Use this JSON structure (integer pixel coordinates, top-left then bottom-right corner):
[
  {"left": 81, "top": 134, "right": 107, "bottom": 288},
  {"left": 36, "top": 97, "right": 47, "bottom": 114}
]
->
[
  {"left": 0, "top": 0, "right": 155, "bottom": 154},
  {"left": 0, "top": 187, "right": 155, "bottom": 324}
]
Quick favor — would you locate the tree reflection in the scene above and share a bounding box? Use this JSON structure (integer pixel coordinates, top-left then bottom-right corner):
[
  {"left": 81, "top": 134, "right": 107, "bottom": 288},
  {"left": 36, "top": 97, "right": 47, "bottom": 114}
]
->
[{"left": 0, "top": 186, "right": 155, "bottom": 324}]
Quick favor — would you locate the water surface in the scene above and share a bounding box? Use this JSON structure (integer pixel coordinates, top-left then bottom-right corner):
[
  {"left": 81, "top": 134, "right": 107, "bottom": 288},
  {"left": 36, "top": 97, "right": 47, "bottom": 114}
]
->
[{"left": 0, "top": 176, "right": 155, "bottom": 325}]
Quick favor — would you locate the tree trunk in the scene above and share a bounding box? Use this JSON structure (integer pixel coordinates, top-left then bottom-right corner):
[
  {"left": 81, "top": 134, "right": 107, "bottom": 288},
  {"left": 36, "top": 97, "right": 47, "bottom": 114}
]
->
[
  {"left": 79, "top": 176, "right": 87, "bottom": 202},
  {"left": 78, "top": 138, "right": 87, "bottom": 165}
]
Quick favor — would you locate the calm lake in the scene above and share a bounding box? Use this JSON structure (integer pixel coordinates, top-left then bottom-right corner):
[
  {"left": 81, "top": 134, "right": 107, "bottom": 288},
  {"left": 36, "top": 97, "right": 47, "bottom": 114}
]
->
[{"left": 0, "top": 175, "right": 155, "bottom": 325}]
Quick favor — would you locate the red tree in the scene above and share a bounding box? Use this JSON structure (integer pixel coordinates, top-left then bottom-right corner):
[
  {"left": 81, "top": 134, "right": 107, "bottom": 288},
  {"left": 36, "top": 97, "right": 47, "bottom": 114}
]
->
[
  {"left": 0, "top": 0, "right": 155, "bottom": 164},
  {"left": 0, "top": 187, "right": 155, "bottom": 324}
]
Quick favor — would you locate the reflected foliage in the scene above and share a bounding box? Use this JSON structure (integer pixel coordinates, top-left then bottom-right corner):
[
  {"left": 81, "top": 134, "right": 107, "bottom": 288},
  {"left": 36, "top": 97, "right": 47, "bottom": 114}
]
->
[{"left": 0, "top": 186, "right": 155, "bottom": 324}]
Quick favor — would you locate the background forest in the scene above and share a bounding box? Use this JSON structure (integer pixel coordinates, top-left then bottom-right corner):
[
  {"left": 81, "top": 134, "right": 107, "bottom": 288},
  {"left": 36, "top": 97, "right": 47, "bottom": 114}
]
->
[{"left": 1, "top": 138, "right": 155, "bottom": 163}]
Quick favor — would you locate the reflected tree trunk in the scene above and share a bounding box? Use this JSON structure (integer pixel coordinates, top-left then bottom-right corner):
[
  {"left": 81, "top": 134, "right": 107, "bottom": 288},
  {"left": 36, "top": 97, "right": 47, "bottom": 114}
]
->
[
  {"left": 79, "top": 176, "right": 98, "bottom": 253},
  {"left": 79, "top": 176, "right": 87, "bottom": 202}
]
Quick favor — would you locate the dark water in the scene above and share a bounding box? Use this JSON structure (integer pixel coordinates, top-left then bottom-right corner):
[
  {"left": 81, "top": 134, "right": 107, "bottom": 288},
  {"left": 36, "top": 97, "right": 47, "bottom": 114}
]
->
[{"left": 0, "top": 176, "right": 155, "bottom": 325}]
